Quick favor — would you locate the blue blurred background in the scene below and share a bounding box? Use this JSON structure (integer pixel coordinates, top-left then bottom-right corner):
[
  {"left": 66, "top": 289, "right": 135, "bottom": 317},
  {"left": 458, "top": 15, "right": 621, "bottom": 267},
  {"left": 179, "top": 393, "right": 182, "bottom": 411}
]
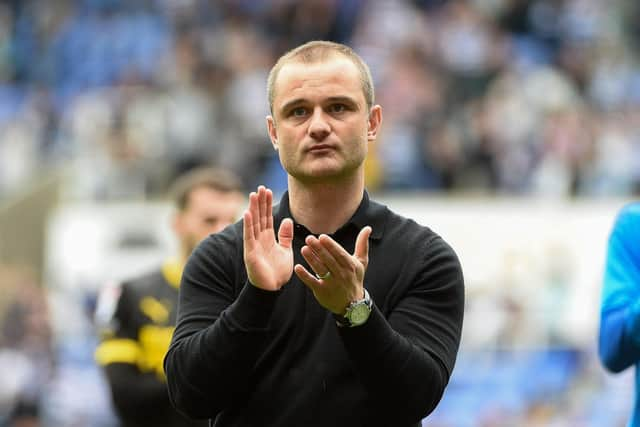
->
[{"left": 0, "top": 0, "right": 637, "bottom": 425}]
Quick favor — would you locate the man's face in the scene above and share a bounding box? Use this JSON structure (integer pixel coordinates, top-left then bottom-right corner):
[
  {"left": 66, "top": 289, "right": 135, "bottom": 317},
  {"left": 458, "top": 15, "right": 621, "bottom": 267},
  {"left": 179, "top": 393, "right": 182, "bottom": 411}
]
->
[
  {"left": 174, "top": 187, "right": 243, "bottom": 256},
  {"left": 267, "top": 56, "right": 381, "bottom": 183}
]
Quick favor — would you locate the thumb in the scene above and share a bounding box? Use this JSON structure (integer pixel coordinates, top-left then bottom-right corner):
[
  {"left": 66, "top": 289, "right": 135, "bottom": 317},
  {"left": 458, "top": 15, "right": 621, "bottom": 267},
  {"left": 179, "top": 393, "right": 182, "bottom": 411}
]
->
[
  {"left": 353, "top": 226, "right": 372, "bottom": 267},
  {"left": 278, "top": 218, "right": 294, "bottom": 249}
]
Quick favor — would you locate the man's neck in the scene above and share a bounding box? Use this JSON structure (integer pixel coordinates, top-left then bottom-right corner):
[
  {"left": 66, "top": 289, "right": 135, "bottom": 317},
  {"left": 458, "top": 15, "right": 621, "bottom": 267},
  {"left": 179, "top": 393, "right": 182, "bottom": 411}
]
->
[{"left": 287, "top": 175, "right": 364, "bottom": 235}]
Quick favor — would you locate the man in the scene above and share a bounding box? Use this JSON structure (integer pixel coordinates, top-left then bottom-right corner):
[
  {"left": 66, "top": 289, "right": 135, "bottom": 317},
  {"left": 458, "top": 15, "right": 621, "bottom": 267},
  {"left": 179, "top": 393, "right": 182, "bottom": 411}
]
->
[
  {"left": 599, "top": 202, "right": 640, "bottom": 426},
  {"left": 94, "top": 167, "right": 244, "bottom": 427},
  {"left": 165, "top": 41, "right": 465, "bottom": 427}
]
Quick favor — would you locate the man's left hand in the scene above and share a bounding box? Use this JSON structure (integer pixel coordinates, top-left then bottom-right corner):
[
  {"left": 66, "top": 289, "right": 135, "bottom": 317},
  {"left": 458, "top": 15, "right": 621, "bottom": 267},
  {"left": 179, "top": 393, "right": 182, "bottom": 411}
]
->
[{"left": 294, "top": 226, "right": 372, "bottom": 315}]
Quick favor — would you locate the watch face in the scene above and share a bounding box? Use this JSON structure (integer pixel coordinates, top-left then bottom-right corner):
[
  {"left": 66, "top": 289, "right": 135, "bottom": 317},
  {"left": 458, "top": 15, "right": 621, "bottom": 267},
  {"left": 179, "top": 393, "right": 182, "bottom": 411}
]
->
[{"left": 349, "top": 304, "right": 370, "bottom": 326}]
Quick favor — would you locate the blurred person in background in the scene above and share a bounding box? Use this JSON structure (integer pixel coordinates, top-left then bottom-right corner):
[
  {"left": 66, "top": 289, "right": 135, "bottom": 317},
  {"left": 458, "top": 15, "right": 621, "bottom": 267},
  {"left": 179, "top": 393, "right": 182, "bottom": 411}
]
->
[
  {"left": 165, "top": 41, "right": 464, "bottom": 427},
  {"left": 94, "top": 167, "right": 244, "bottom": 427},
  {"left": 599, "top": 202, "right": 640, "bottom": 427}
]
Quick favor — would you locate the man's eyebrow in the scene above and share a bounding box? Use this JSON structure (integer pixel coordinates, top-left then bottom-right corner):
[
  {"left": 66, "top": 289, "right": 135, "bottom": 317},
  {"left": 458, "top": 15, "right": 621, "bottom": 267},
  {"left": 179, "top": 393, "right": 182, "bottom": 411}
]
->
[
  {"left": 280, "top": 98, "right": 306, "bottom": 113},
  {"left": 326, "top": 96, "right": 358, "bottom": 106},
  {"left": 280, "top": 96, "right": 359, "bottom": 113}
]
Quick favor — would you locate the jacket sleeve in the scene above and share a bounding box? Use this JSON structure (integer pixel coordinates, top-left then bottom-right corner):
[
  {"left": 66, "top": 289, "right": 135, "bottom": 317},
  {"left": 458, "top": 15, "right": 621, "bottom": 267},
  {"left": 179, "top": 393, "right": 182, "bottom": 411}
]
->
[
  {"left": 164, "top": 227, "right": 281, "bottom": 420},
  {"left": 103, "top": 363, "right": 173, "bottom": 419},
  {"left": 338, "top": 235, "right": 464, "bottom": 425},
  {"left": 95, "top": 284, "right": 172, "bottom": 419},
  {"left": 599, "top": 206, "right": 640, "bottom": 373}
]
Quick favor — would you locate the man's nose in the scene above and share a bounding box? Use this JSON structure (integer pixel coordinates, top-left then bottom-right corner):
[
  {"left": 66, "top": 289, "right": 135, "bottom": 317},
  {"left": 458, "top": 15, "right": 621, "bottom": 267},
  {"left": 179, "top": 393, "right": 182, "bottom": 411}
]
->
[{"left": 308, "top": 108, "right": 330, "bottom": 141}]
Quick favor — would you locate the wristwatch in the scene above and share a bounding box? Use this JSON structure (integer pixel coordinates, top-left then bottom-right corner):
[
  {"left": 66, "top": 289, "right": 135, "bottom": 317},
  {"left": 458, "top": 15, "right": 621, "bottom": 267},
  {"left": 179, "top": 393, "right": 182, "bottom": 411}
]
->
[{"left": 334, "top": 288, "right": 373, "bottom": 327}]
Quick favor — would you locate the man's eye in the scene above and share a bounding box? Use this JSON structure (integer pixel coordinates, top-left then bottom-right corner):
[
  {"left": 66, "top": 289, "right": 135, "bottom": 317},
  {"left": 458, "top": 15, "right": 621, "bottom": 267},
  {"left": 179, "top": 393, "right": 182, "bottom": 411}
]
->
[
  {"left": 291, "top": 107, "right": 307, "bottom": 117},
  {"left": 329, "top": 104, "right": 346, "bottom": 113}
]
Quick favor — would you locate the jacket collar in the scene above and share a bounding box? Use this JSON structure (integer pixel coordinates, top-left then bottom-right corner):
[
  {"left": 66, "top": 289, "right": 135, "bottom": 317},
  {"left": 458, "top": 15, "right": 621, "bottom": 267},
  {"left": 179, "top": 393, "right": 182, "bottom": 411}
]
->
[
  {"left": 274, "top": 190, "right": 387, "bottom": 240},
  {"left": 161, "top": 258, "right": 184, "bottom": 289}
]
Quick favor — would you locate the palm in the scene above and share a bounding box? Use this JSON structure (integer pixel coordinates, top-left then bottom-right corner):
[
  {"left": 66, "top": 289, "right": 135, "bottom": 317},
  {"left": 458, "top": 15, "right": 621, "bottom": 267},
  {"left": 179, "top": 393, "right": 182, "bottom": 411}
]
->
[{"left": 243, "top": 187, "right": 294, "bottom": 291}]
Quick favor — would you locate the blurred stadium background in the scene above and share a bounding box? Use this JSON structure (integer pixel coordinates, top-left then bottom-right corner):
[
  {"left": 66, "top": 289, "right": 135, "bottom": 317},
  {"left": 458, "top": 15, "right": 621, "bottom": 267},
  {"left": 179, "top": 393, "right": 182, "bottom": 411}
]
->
[{"left": 0, "top": 0, "right": 638, "bottom": 425}]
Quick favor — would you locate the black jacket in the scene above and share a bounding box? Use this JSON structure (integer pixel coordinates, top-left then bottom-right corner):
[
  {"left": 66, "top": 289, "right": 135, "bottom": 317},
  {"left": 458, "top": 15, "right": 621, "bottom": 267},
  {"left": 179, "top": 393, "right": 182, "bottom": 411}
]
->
[{"left": 165, "top": 192, "right": 465, "bottom": 427}]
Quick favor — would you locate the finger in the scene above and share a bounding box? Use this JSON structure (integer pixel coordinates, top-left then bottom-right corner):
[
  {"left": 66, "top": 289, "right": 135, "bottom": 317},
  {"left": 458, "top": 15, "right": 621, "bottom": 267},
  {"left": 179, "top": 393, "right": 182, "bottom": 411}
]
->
[
  {"left": 300, "top": 244, "right": 328, "bottom": 277},
  {"left": 258, "top": 186, "right": 267, "bottom": 231},
  {"left": 305, "top": 235, "right": 341, "bottom": 273},
  {"left": 248, "top": 192, "right": 260, "bottom": 238},
  {"left": 294, "top": 264, "right": 321, "bottom": 290},
  {"left": 243, "top": 211, "right": 255, "bottom": 249},
  {"left": 266, "top": 188, "right": 274, "bottom": 229},
  {"left": 353, "top": 226, "right": 372, "bottom": 267},
  {"left": 318, "top": 234, "right": 355, "bottom": 270},
  {"left": 278, "top": 218, "right": 293, "bottom": 249}
]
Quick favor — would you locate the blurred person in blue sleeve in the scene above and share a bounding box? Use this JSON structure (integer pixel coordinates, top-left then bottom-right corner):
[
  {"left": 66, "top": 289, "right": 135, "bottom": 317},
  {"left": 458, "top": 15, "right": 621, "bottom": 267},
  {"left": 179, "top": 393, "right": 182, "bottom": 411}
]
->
[
  {"left": 599, "top": 202, "right": 640, "bottom": 426},
  {"left": 94, "top": 167, "right": 244, "bottom": 427}
]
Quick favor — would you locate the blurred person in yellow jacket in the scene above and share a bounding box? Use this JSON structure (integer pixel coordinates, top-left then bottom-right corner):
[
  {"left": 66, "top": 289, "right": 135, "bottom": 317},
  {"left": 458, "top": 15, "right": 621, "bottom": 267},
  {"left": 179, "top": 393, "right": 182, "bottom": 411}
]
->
[{"left": 94, "top": 167, "right": 244, "bottom": 427}]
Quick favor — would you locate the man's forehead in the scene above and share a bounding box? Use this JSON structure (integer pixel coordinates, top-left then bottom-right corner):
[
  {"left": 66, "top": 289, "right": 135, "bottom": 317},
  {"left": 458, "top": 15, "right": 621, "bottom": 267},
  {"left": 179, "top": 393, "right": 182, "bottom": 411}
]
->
[
  {"left": 278, "top": 55, "right": 359, "bottom": 80},
  {"left": 187, "top": 187, "right": 242, "bottom": 207},
  {"left": 274, "top": 57, "right": 363, "bottom": 104}
]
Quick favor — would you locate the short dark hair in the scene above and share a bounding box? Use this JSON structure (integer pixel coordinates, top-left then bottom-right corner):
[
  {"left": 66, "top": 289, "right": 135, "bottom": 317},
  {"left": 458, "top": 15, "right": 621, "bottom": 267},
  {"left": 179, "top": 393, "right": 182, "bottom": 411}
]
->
[
  {"left": 267, "top": 40, "right": 374, "bottom": 114},
  {"left": 169, "top": 167, "right": 243, "bottom": 211}
]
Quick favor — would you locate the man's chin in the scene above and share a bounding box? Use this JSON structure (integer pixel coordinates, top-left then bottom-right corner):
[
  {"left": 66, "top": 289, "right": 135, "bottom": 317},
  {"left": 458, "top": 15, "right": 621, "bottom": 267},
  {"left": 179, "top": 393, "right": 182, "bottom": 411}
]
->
[
  {"left": 292, "top": 162, "right": 362, "bottom": 183},
  {"left": 184, "top": 237, "right": 201, "bottom": 256}
]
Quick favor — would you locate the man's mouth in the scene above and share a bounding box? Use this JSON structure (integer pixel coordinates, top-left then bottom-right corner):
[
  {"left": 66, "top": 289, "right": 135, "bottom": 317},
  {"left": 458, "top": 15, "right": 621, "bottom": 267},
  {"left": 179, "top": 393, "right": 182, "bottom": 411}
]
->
[{"left": 308, "top": 144, "right": 334, "bottom": 152}]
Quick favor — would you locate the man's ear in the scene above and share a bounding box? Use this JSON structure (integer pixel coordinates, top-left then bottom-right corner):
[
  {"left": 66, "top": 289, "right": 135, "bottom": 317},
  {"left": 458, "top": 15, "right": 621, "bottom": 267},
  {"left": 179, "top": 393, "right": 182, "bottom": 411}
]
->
[
  {"left": 266, "top": 115, "right": 279, "bottom": 151},
  {"left": 367, "top": 105, "right": 382, "bottom": 141},
  {"left": 172, "top": 213, "right": 184, "bottom": 238}
]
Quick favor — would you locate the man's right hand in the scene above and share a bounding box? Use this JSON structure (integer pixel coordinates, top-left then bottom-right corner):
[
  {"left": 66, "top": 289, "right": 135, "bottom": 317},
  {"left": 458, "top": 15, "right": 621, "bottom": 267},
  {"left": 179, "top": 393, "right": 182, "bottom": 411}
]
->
[{"left": 243, "top": 186, "right": 294, "bottom": 291}]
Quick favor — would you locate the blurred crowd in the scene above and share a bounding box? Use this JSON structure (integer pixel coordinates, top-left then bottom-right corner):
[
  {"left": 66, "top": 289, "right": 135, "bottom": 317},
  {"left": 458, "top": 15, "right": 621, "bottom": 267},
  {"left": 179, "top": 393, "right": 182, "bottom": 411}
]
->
[
  {"left": 0, "top": 0, "right": 639, "bottom": 201},
  {"left": 0, "top": 266, "right": 54, "bottom": 426}
]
